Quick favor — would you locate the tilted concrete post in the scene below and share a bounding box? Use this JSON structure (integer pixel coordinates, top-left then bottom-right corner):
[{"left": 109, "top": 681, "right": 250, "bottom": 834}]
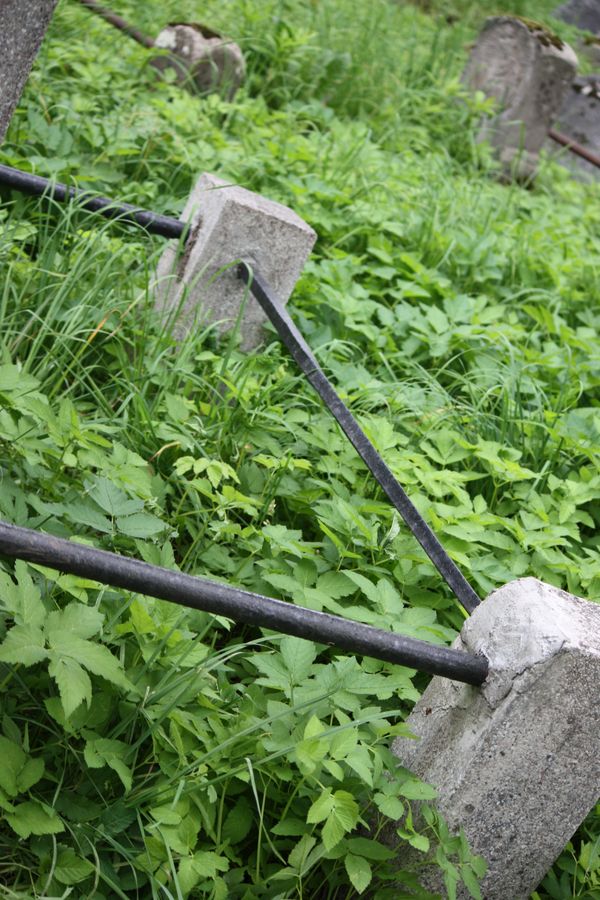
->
[
  {"left": 0, "top": 0, "right": 58, "bottom": 143},
  {"left": 392, "top": 578, "right": 600, "bottom": 899},
  {"left": 462, "top": 17, "right": 577, "bottom": 179},
  {"left": 153, "top": 173, "right": 316, "bottom": 349}
]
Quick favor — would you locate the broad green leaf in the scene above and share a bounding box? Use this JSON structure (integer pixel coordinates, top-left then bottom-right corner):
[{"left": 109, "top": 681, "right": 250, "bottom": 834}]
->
[
  {"left": 0, "top": 624, "right": 47, "bottom": 666},
  {"left": 48, "top": 636, "right": 130, "bottom": 690},
  {"left": 48, "top": 656, "right": 92, "bottom": 717},
  {"left": 87, "top": 476, "right": 142, "bottom": 516},
  {"left": 399, "top": 778, "right": 437, "bottom": 801},
  {"left": 84, "top": 738, "right": 132, "bottom": 791},
  {"left": 346, "top": 837, "right": 395, "bottom": 861},
  {"left": 0, "top": 561, "right": 46, "bottom": 627},
  {"left": 54, "top": 847, "right": 95, "bottom": 885},
  {"left": 345, "top": 852, "right": 372, "bottom": 894},
  {"left": 6, "top": 801, "right": 64, "bottom": 838},
  {"left": 17, "top": 757, "right": 45, "bottom": 794},
  {"left": 178, "top": 857, "right": 201, "bottom": 895},
  {"left": 0, "top": 736, "right": 26, "bottom": 797},
  {"left": 221, "top": 798, "right": 253, "bottom": 845},
  {"left": 46, "top": 603, "right": 103, "bottom": 641},
  {"left": 280, "top": 636, "right": 317, "bottom": 684},
  {"left": 307, "top": 788, "right": 334, "bottom": 825},
  {"left": 319, "top": 791, "right": 359, "bottom": 850},
  {"left": 116, "top": 512, "right": 167, "bottom": 538}
]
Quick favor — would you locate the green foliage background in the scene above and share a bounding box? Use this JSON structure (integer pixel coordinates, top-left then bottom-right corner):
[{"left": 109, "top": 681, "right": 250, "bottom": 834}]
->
[{"left": 0, "top": 0, "right": 599, "bottom": 896}]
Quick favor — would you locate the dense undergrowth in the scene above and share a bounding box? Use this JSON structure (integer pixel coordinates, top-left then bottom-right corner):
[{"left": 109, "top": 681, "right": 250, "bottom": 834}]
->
[{"left": 0, "top": 0, "right": 599, "bottom": 896}]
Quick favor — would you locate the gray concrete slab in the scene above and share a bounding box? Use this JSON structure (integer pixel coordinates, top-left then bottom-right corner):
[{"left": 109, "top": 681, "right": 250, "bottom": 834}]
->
[{"left": 462, "top": 17, "right": 577, "bottom": 179}]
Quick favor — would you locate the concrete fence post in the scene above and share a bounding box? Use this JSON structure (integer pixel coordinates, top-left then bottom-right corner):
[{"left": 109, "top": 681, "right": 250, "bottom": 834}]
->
[
  {"left": 462, "top": 17, "right": 578, "bottom": 179},
  {"left": 391, "top": 577, "right": 600, "bottom": 899},
  {"left": 0, "top": 0, "right": 58, "bottom": 143},
  {"left": 153, "top": 173, "right": 316, "bottom": 350}
]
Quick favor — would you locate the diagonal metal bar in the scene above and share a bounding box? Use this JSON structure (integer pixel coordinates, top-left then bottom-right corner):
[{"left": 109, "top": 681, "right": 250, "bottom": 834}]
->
[
  {"left": 0, "top": 521, "right": 488, "bottom": 685},
  {"left": 238, "top": 262, "right": 482, "bottom": 616}
]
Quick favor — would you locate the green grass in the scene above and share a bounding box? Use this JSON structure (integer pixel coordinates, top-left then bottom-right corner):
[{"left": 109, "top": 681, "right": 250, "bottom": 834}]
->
[{"left": 0, "top": 0, "right": 599, "bottom": 896}]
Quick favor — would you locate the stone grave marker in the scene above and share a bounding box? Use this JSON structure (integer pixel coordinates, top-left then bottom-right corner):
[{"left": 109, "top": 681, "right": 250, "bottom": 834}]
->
[
  {"left": 548, "top": 75, "right": 600, "bottom": 177},
  {"left": 150, "top": 24, "right": 245, "bottom": 101},
  {"left": 0, "top": 0, "right": 58, "bottom": 143},
  {"left": 462, "top": 16, "right": 577, "bottom": 179},
  {"left": 553, "top": 0, "right": 600, "bottom": 33}
]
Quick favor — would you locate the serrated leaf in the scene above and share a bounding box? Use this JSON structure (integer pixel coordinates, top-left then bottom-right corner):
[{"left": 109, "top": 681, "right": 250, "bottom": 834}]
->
[
  {"left": 48, "top": 656, "right": 92, "bottom": 717},
  {"left": 222, "top": 798, "right": 253, "bottom": 845},
  {"left": 0, "top": 736, "right": 26, "bottom": 797},
  {"left": 399, "top": 778, "right": 437, "bottom": 800},
  {"left": 345, "top": 853, "right": 372, "bottom": 894},
  {"left": 48, "top": 635, "right": 130, "bottom": 691},
  {"left": 17, "top": 757, "right": 45, "bottom": 793},
  {"left": 346, "top": 837, "right": 395, "bottom": 861},
  {"left": 0, "top": 561, "right": 46, "bottom": 627},
  {"left": 307, "top": 788, "right": 334, "bottom": 824},
  {"left": 0, "top": 624, "right": 47, "bottom": 666},
  {"left": 319, "top": 791, "right": 359, "bottom": 851},
  {"left": 315, "top": 570, "right": 355, "bottom": 599},
  {"left": 6, "top": 801, "right": 64, "bottom": 838},
  {"left": 87, "top": 476, "right": 142, "bottom": 516},
  {"left": 46, "top": 603, "right": 103, "bottom": 641},
  {"left": 116, "top": 512, "right": 167, "bottom": 538},
  {"left": 374, "top": 792, "right": 404, "bottom": 819},
  {"left": 54, "top": 847, "right": 95, "bottom": 885},
  {"left": 84, "top": 738, "right": 132, "bottom": 792},
  {"left": 280, "top": 636, "right": 317, "bottom": 684},
  {"left": 178, "top": 857, "right": 200, "bottom": 895}
]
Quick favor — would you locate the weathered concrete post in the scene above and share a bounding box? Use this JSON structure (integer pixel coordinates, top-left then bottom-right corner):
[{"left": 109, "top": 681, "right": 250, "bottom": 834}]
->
[
  {"left": 0, "top": 0, "right": 58, "bottom": 143},
  {"left": 462, "top": 17, "right": 578, "bottom": 179},
  {"left": 153, "top": 173, "right": 316, "bottom": 349},
  {"left": 150, "top": 25, "right": 245, "bottom": 100},
  {"left": 392, "top": 578, "right": 600, "bottom": 899}
]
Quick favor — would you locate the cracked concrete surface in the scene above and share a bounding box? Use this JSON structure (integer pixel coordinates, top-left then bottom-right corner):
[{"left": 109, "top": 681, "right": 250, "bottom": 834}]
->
[{"left": 391, "top": 578, "right": 600, "bottom": 899}]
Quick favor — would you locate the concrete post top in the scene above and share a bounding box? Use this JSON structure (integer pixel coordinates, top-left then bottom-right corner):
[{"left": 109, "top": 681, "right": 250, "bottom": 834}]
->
[
  {"left": 460, "top": 576, "right": 600, "bottom": 704},
  {"left": 477, "top": 16, "right": 578, "bottom": 65},
  {"left": 181, "top": 172, "right": 316, "bottom": 240}
]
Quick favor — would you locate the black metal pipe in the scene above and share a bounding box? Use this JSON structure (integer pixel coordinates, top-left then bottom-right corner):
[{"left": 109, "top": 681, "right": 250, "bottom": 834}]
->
[
  {"left": 75, "top": 0, "right": 156, "bottom": 48},
  {"left": 238, "top": 263, "right": 482, "bottom": 616},
  {"left": 0, "top": 164, "right": 187, "bottom": 240},
  {"left": 0, "top": 521, "right": 488, "bottom": 685},
  {"left": 549, "top": 128, "right": 600, "bottom": 171}
]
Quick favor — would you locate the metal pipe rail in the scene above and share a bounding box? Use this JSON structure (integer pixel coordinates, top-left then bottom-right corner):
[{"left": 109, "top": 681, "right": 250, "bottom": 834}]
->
[
  {"left": 0, "top": 164, "right": 186, "bottom": 239},
  {"left": 0, "top": 522, "right": 488, "bottom": 685}
]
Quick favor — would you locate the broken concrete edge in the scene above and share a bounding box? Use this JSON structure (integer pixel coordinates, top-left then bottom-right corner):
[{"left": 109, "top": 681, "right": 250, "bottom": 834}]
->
[
  {"left": 0, "top": 0, "right": 59, "bottom": 144},
  {"left": 152, "top": 173, "right": 316, "bottom": 350},
  {"left": 389, "top": 577, "right": 600, "bottom": 899}
]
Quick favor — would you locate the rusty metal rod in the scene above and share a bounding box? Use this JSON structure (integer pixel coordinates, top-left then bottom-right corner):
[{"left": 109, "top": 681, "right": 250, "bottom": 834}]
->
[
  {"left": 74, "top": 0, "right": 156, "bottom": 48},
  {"left": 549, "top": 128, "right": 600, "bottom": 170}
]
